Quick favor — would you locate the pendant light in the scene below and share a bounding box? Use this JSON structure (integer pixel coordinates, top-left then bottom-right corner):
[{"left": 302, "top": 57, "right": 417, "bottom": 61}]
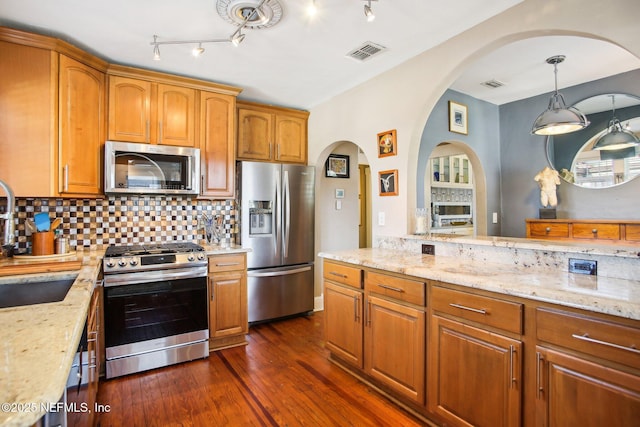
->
[
  {"left": 593, "top": 95, "right": 640, "bottom": 151},
  {"left": 531, "top": 55, "right": 589, "bottom": 136}
]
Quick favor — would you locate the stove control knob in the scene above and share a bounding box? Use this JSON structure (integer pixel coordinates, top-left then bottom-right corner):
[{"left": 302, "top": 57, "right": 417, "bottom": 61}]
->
[
  {"left": 118, "top": 258, "right": 127, "bottom": 267},
  {"left": 106, "top": 260, "right": 115, "bottom": 268},
  {"left": 187, "top": 254, "right": 195, "bottom": 262},
  {"left": 197, "top": 253, "right": 206, "bottom": 261},
  {"left": 129, "top": 259, "right": 138, "bottom": 267}
]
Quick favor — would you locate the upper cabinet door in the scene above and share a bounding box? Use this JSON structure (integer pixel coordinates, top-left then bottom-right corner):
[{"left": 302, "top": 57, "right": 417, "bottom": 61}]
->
[
  {"left": 275, "top": 114, "right": 307, "bottom": 164},
  {"left": 237, "top": 107, "right": 273, "bottom": 160},
  {"left": 59, "top": 55, "right": 105, "bottom": 195},
  {"left": 157, "top": 84, "right": 196, "bottom": 147},
  {"left": 199, "top": 91, "right": 236, "bottom": 198},
  {"left": 108, "top": 76, "right": 151, "bottom": 143}
]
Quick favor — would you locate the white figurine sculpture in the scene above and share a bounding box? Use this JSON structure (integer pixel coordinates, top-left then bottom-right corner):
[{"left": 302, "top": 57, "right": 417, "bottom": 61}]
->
[{"left": 534, "top": 166, "right": 560, "bottom": 208}]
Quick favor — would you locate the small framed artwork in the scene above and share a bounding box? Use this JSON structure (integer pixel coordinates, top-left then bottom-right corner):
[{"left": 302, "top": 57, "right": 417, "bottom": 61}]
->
[
  {"left": 377, "top": 129, "right": 397, "bottom": 157},
  {"left": 335, "top": 189, "right": 345, "bottom": 199},
  {"left": 325, "top": 154, "right": 350, "bottom": 178},
  {"left": 379, "top": 169, "right": 398, "bottom": 196},
  {"left": 448, "top": 101, "right": 468, "bottom": 135}
]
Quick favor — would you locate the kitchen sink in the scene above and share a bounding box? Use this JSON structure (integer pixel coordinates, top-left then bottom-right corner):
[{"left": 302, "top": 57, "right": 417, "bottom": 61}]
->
[{"left": 0, "top": 278, "right": 76, "bottom": 309}]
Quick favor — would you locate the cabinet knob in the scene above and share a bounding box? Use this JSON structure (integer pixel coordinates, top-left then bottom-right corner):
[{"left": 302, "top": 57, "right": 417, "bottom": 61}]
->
[
  {"left": 592, "top": 229, "right": 598, "bottom": 234},
  {"left": 545, "top": 227, "right": 551, "bottom": 233}
]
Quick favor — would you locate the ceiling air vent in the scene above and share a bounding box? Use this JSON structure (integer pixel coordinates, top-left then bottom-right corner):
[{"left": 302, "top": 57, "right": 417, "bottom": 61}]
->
[
  {"left": 346, "top": 42, "right": 386, "bottom": 62},
  {"left": 481, "top": 79, "right": 506, "bottom": 89}
]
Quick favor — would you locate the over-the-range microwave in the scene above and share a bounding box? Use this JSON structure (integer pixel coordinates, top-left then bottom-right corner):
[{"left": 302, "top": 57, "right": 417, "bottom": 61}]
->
[{"left": 104, "top": 141, "right": 200, "bottom": 195}]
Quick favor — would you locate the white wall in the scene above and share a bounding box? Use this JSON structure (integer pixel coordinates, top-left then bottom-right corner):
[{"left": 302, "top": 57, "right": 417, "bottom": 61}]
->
[{"left": 307, "top": 0, "right": 640, "bottom": 242}]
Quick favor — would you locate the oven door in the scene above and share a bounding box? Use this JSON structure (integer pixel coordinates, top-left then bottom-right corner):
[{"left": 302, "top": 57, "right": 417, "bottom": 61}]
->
[{"left": 104, "top": 268, "right": 208, "bottom": 377}]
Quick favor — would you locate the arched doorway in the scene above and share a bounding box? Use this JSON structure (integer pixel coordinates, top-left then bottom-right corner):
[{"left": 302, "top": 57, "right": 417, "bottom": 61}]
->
[{"left": 424, "top": 142, "right": 487, "bottom": 235}]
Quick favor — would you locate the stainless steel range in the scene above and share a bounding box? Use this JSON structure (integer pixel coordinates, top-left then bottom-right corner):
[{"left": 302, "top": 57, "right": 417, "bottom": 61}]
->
[{"left": 103, "top": 242, "right": 209, "bottom": 379}]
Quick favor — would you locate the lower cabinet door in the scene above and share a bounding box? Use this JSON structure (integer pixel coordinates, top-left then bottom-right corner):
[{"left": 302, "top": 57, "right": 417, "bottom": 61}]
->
[
  {"left": 365, "top": 295, "right": 425, "bottom": 404},
  {"left": 535, "top": 346, "right": 640, "bottom": 427},
  {"left": 209, "top": 270, "right": 247, "bottom": 338},
  {"left": 324, "top": 281, "right": 363, "bottom": 369},
  {"left": 428, "top": 315, "right": 522, "bottom": 427}
]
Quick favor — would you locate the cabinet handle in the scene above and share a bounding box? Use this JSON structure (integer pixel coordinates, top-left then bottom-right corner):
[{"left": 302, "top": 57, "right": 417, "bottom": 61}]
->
[
  {"left": 276, "top": 143, "right": 280, "bottom": 159},
  {"left": 377, "top": 284, "right": 405, "bottom": 293},
  {"left": 146, "top": 120, "right": 150, "bottom": 143},
  {"left": 536, "top": 352, "right": 544, "bottom": 399},
  {"left": 210, "top": 282, "right": 214, "bottom": 301},
  {"left": 63, "top": 164, "right": 69, "bottom": 192},
  {"left": 509, "top": 345, "right": 516, "bottom": 389},
  {"left": 366, "top": 300, "right": 371, "bottom": 326},
  {"left": 329, "top": 271, "right": 348, "bottom": 279},
  {"left": 269, "top": 142, "right": 273, "bottom": 158},
  {"left": 449, "top": 303, "right": 487, "bottom": 315},
  {"left": 216, "top": 262, "right": 240, "bottom": 267},
  {"left": 545, "top": 227, "right": 551, "bottom": 233},
  {"left": 354, "top": 295, "right": 359, "bottom": 322},
  {"left": 571, "top": 333, "right": 640, "bottom": 354}
]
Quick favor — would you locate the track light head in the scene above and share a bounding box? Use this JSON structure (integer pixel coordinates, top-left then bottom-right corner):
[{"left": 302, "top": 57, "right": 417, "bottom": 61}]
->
[
  {"left": 364, "top": 1, "right": 375, "bottom": 22},
  {"left": 192, "top": 43, "right": 205, "bottom": 57},
  {"left": 152, "top": 35, "right": 161, "bottom": 60},
  {"left": 232, "top": 32, "right": 245, "bottom": 47}
]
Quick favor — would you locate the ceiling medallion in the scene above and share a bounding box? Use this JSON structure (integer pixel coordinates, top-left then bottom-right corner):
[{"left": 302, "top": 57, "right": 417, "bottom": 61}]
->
[{"left": 216, "top": 0, "right": 283, "bottom": 30}]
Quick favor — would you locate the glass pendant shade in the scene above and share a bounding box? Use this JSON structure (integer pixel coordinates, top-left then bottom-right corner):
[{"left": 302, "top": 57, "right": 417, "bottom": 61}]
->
[{"left": 593, "top": 119, "right": 640, "bottom": 150}]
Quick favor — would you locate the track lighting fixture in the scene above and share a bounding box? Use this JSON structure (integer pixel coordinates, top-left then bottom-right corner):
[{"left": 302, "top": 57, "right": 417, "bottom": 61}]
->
[
  {"left": 150, "top": 0, "right": 267, "bottom": 59},
  {"left": 531, "top": 55, "right": 589, "bottom": 136},
  {"left": 364, "top": 0, "right": 376, "bottom": 22}
]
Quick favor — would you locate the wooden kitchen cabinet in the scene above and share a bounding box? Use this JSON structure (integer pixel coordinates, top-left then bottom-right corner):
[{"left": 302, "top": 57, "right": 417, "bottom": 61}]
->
[
  {"left": 208, "top": 253, "right": 248, "bottom": 351},
  {"left": 0, "top": 28, "right": 107, "bottom": 198},
  {"left": 365, "top": 271, "right": 426, "bottom": 405},
  {"left": 237, "top": 101, "right": 309, "bottom": 164},
  {"left": 59, "top": 54, "right": 105, "bottom": 195},
  {"left": 535, "top": 307, "right": 640, "bottom": 426},
  {"left": 428, "top": 285, "right": 523, "bottom": 427},
  {"left": 526, "top": 219, "right": 640, "bottom": 244},
  {"left": 108, "top": 75, "right": 196, "bottom": 147},
  {"left": 198, "top": 91, "right": 236, "bottom": 198},
  {"left": 323, "top": 260, "right": 364, "bottom": 369}
]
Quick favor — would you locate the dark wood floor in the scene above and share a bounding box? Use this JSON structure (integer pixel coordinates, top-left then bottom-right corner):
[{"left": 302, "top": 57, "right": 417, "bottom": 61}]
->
[{"left": 97, "top": 311, "right": 428, "bottom": 426}]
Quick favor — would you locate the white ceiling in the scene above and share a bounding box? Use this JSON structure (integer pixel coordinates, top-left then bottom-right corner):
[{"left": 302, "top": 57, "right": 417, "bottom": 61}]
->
[{"left": 1, "top": 1, "right": 639, "bottom": 111}]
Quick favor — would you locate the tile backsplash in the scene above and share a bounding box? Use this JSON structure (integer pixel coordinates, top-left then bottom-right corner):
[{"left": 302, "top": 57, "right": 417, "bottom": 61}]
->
[{"left": 1, "top": 196, "right": 237, "bottom": 252}]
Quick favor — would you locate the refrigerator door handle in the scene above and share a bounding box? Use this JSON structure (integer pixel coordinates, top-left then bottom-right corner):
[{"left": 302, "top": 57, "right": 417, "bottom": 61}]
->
[
  {"left": 248, "top": 266, "right": 312, "bottom": 278},
  {"left": 274, "top": 168, "right": 282, "bottom": 258},
  {"left": 283, "top": 170, "right": 291, "bottom": 258}
]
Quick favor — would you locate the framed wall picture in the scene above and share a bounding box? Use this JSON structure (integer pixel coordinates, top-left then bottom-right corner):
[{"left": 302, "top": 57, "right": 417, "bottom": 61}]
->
[
  {"left": 325, "top": 154, "right": 350, "bottom": 178},
  {"left": 448, "top": 101, "right": 468, "bottom": 135},
  {"left": 377, "top": 129, "right": 397, "bottom": 157},
  {"left": 379, "top": 169, "right": 398, "bottom": 196}
]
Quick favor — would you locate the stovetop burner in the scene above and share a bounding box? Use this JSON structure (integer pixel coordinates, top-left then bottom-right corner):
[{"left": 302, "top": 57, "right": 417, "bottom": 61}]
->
[{"left": 105, "top": 242, "right": 204, "bottom": 258}]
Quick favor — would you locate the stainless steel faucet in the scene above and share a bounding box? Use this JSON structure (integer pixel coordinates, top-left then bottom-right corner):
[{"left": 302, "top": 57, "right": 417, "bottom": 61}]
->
[{"left": 0, "top": 179, "right": 16, "bottom": 254}]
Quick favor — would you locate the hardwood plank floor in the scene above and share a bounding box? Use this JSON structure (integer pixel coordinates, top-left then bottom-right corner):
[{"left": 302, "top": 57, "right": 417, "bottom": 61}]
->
[{"left": 97, "top": 311, "right": 428, "bottom": 426}]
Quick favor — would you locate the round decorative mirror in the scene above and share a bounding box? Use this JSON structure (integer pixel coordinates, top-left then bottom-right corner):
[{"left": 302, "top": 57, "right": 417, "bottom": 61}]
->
[{"left": 546, "top": 93, "right": 640, "bottom": 188}]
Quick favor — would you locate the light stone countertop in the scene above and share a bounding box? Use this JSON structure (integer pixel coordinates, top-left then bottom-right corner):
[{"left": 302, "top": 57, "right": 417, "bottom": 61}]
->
[
  {"left": 0, "top": 250, "right": 103, "bottom": 427},
  {"left": 0, "top": 243, "right": 249, "bottom": 427},
  {"left": 319, "top": 248, "right": 640, "bottom": 321}
]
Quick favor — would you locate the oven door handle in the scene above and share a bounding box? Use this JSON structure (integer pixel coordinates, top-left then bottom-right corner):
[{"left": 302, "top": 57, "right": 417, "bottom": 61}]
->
[{"left": 104, "top": 267, "right": 208, "bottom": 287}]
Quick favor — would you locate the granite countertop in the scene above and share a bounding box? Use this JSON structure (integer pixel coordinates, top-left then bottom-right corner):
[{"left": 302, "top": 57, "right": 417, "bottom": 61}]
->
[
  {"left": 0, "top": 250, "right": 103, "bottom": 427},
  {"left": 319, "top": 248, "right": 640, "bottom": 321},
  {"left": 0, "top": 243, "right": 249, "bottom": 427}
]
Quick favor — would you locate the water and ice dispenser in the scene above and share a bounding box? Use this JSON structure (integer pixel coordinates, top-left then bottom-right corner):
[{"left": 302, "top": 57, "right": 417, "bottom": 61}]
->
[{"left": 249, "top": 201, "right": 273, "bottom": 235}]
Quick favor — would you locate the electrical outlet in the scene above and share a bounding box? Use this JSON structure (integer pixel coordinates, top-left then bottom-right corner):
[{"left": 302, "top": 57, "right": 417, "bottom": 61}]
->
[
  {"left": 422, "top": 244, "right": 435, "bottom": 255},
  {"left": 492, "top": 212, "right": 498, "bottom": 224},
  {"left": 568, "top": 258, "right": 597, "bottom": 275}
]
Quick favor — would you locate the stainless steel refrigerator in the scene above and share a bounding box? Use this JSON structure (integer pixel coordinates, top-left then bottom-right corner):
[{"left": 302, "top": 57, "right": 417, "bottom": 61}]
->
[{"left": 238, "top": 161, "right": 315, "bottom": 323}]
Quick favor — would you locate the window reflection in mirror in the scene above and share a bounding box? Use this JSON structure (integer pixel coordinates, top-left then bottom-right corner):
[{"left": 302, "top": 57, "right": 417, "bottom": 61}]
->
[{"left": 546, "top": 93, "right": 640, "bottom": 188}]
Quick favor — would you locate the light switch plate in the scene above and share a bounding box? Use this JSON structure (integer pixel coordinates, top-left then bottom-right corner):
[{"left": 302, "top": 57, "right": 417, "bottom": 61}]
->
[
  {"left": 378, "top": 212, "right": 385, "bottom": 226},
  {"left": 492, "top": 212, "right": 498, "bottom": 224}
]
